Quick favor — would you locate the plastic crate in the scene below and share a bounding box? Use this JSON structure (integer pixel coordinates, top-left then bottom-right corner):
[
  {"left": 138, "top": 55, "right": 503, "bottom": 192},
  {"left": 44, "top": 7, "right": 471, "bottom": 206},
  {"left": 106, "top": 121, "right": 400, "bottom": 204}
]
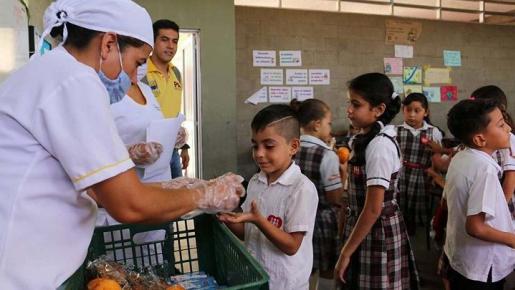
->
[{"left": 66, "top": 214, "right": 268, "bottom": 290}]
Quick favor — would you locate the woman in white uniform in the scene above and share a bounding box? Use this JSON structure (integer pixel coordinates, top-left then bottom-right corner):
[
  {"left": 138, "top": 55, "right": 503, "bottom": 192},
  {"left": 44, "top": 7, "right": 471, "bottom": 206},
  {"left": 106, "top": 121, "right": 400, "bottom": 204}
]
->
[{"left": 0, "top": 1, "right": 243, "bottom": 289}]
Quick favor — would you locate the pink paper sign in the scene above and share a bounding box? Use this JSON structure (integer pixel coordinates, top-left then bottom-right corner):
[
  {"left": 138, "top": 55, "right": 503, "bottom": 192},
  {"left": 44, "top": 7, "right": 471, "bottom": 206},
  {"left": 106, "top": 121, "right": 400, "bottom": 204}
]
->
[{"left": 384, "top": 58, "right": 403, "bottom": 75}]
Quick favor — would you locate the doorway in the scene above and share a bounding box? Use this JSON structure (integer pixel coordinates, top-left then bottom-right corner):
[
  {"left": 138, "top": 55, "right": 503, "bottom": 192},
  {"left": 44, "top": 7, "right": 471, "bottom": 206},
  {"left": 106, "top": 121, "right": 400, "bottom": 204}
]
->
[{"left": 173, "top": 30, "right": 202, "bottom": 178}]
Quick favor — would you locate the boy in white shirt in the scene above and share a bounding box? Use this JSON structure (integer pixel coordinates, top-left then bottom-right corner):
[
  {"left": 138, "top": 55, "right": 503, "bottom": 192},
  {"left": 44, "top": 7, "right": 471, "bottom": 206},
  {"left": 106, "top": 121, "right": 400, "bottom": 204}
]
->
[
  {"left": 444, "top": 98, "right": 515, "bottom": 290},
  {"left": 218, "top": 104, "right": 318, "bottom": 290}
]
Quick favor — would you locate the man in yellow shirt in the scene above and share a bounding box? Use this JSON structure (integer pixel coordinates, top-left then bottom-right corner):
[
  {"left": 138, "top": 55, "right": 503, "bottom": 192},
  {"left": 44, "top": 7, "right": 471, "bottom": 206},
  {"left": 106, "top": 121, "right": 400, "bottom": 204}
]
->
[{"left": 146, "top": 19, "right": 189, "bottom": 178}]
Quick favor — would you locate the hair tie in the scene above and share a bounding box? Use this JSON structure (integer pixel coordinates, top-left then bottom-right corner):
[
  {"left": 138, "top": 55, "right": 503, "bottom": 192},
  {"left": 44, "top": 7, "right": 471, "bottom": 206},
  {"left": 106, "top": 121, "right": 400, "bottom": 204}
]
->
[{"left": 392, "top": 92, "right": 399, "bottom": 99}]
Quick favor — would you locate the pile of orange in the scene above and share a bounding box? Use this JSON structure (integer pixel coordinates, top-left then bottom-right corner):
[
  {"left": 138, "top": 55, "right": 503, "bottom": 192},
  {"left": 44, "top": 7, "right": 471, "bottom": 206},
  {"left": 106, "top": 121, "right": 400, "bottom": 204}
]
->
[{"left": 87, "top": 278, "right": 121, "bottom": 290}]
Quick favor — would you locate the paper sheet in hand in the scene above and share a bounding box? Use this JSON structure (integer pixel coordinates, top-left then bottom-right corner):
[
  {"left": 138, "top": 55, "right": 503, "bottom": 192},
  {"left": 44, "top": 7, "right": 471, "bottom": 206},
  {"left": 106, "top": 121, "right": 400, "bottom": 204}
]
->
[{"left": 144, "top": 114, "right": 185, "bottom": 181}]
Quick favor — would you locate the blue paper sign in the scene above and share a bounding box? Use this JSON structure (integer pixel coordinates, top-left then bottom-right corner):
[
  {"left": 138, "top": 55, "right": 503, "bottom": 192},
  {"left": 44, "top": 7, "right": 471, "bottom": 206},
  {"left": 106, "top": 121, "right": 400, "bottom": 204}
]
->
[{"left": 443, "top": 50, "right": 461, "bottom": 67}]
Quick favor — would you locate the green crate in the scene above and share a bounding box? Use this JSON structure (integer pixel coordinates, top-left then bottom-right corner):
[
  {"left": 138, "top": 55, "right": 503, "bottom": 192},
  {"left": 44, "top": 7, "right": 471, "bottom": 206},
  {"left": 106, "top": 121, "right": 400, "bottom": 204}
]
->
[{"left": 65, "top": 214, "right": 268, "bottom": 290}]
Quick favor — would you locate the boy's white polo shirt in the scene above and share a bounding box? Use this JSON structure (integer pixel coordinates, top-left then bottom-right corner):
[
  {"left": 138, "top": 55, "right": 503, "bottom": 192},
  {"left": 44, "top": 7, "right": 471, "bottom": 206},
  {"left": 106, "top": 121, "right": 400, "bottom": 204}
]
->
[
  {"left": 299, "top": 135, "right": 342, "bottom": 191},
  {"left": 0, "top": 46, "right": 134, "bottom": 289},
  {"left": 243, "top": 162, "right": 318, "bottom": 290},
  {"left": 444, "top": 148, "right": 515, "bottom": 282}
]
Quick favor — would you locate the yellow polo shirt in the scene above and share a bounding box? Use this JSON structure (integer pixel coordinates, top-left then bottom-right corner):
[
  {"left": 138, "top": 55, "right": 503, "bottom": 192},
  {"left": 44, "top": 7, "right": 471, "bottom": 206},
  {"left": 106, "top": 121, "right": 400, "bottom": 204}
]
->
[{"left": 146, "top": 58, "right": 182, "bottom": 118}]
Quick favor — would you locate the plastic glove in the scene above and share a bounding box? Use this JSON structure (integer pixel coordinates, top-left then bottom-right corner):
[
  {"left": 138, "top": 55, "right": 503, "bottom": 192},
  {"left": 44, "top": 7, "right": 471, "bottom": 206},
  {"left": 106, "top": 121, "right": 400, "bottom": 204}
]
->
[
  {"left": 175, "top": 126, "right": 188, "bottom": 149},
  {"left": 127, "top": 142, "right": 163, "bottom": 165},
  {"left": 160, "top": 177, "right": 205, "bottom": 189},
  {"left": 192, "top": 173, "right": 245, "bottom": 213}
]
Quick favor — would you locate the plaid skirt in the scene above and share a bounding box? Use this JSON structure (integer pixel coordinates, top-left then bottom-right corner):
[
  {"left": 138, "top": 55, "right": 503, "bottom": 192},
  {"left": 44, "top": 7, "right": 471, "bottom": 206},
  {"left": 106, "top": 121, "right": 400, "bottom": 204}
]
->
[
  {"left": 313, "top": 206, "right": 340, "bottom": 271},
  {"left": 342, "top": 210, "right": 419, "bottom": 290},
  {"left": 398, "top": 167, "right": 430, "bottom": 220}
]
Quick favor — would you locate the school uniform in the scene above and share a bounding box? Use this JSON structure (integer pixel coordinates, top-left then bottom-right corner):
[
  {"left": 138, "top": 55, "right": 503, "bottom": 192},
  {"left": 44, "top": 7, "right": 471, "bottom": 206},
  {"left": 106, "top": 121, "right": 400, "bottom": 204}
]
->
[
  {"left": 96, "top": 82, "right": 167, "bottom": 227},
  {"left": 444, "top": 148, "right": 515, "bottom": 286},
  {"left": 344, "top": 124, "right": 419, "bottom": 290},
  {"left": 0, "top": 46, "right": 134, "bottom": 289},
  {"left": 295, "top": 135, "right": 342, "bottom": 272},
  {"left": 243, "top": 162, "right": 318, "bottom": 290},
  {"left": 396, "top": 122, "right": 442, "bottom": 233}
]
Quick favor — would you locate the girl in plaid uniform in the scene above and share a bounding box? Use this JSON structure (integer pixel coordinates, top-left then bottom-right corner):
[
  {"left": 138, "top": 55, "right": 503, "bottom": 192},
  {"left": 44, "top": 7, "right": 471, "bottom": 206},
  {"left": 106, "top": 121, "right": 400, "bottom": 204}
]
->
[
  {"left": 335, "top": 73, "right": 419, "bottom": 290},
  {"left": 397, "top": 93, "right": 442, "bottom": 235},
  {"left": 291, "top": 99, "right": 343, "bottom": 290}
]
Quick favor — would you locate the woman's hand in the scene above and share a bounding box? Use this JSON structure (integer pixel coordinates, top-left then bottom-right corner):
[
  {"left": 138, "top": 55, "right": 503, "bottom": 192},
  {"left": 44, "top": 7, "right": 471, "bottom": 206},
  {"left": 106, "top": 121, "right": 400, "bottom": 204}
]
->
[{"left": 334, "top": 253, "right": 351, "bottom": 282}]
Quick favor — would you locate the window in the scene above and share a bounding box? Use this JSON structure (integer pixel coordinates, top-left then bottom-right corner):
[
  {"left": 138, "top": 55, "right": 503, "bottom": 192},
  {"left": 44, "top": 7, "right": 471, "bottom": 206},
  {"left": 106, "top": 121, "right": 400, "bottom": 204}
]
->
[{"left": 235, "top": 0, "right": 515, "bottom": 25}]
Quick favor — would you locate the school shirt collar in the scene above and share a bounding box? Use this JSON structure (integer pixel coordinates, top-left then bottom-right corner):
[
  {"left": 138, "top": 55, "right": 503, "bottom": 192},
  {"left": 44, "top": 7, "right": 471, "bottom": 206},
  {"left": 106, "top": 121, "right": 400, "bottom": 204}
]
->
[
  {"left": 257, "top": 161, "right": 300, "bottom": 186},
  {"left": 349, "top": 122, "right": 396, "bottom": 148},
  {"left": 401, "top": 121, "right": 431, "bottom": 131},
  {"left": 467, "top": 147, "right": 502, "bottom": 173},
  {"left": 146, "top": 57, "right": 174, "bottom": 75},
  {"left": 300, "top": 135, "right": 332, "bottom": 150}
]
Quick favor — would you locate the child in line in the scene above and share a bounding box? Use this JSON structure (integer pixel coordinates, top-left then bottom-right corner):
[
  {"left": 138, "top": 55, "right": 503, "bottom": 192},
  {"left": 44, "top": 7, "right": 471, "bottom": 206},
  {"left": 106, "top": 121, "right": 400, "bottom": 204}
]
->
[
  {"left": 433, "top": 86, "right": 515, "bottom": 290},
  {"left": 444, "top": 98, "right": 515, "bottom": 290},
  {"left": 397, "top": 93, "right": 443, "bottom": 235},
  {"left": 471, "top": 85, "right": 515, "bottom": 216},
  {"left": 335, "top": 73, "right": 419, "bottom": 289},
  {"left": 218, "top": 104, "right": 318, "bottom": 290},
  {"left": 291, "top": 99, "right": 344, "bottom": 290}
]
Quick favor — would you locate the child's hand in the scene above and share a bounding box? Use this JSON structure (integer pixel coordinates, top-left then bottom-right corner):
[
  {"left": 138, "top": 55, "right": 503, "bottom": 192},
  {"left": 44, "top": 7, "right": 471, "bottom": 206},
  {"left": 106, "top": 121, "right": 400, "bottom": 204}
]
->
[
  {"left": 217, "top": 200, "right": 262, "bottom": 224},
  {"left": 334, "top": 253, "right": 351, "bottom": 283},
  {"left": 425, "top": 140, "right": 443, "bottom": 153}
]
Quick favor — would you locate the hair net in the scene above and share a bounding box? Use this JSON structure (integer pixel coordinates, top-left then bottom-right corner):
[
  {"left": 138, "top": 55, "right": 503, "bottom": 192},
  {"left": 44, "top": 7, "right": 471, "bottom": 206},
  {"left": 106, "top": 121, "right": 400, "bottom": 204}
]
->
[{"left": 40, "top": 0, "right": 153, "bottom": 53}]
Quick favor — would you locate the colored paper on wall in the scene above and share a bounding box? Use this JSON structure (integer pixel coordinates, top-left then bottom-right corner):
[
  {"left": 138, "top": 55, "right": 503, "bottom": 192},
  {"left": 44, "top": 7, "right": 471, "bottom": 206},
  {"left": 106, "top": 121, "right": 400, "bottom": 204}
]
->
[
  {"left": 389, "top": 76, "right": 404, "bottom": 95},
  {"left": 384, "top": 58, "right": 403, "bottom": 75},
  {"left": 404, "top": 85, "right": 423, "bottom": 95},
  {"left": 245, "top": 87, "right": 268, "bottom": 105},
  {"left": 253, "top": 50, "right": 276, "bottom": 67},
  {"left": 385, "top": 19, "right": 422, "bottom": 45},
  {"left": 403, "top": 66, "right": 422, "bottom": 84},
  {"left": 394, "top": 45, "right": 413, "bottom": 58},
  {"left": 286, "top": 69, "right": 308, "bottom": 85},
  {"left": 309, "top": 69, "right": 330, "bottom": 85},
  {"left": 261, "top": 69, "right": 283, "bottom": 85},
  {"left": 423, "top": 87, "right": 441, "bottom": 103},
  {"left": 441, "top": 86, "right": 458, "bottom": 101},
  {"left": 424, "top": 67, "right": 451, "bottom": 85},
  {"left": 292, "top": 87, "right": 314, "bottom": 101},
  {"left": 279, "top": 50, "right": 302, "bottom": 66},
  {"left": 269, "top": 86, "right": 292, "bottom": 103},
  {"left": 443, "top": 50, "right": 461, "bottom": 67}
]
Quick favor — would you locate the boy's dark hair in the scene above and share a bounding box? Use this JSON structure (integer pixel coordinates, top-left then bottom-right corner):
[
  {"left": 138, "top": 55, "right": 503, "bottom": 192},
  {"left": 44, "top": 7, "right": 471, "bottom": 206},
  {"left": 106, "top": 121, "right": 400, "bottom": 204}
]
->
[
  {"left": 348, "top": 72, "right": 401, "bottom": 165},
  {"left": 251, "top": 104, "right": 300, "bottom": 141},
  {"left": 50, "top": 22, "right": 145, "bottom": 51},
  {"left": 290, "top": 98, "right": 330, "bottom": 129},
  {"left": 447, "top": 99, "right": 499, "bottom": 147},
  {"left": 153, "top": 19, "right": 179, "bottom": 40},
  {"left": 471, "top": 85, "right": 514, "bottom": 133}
]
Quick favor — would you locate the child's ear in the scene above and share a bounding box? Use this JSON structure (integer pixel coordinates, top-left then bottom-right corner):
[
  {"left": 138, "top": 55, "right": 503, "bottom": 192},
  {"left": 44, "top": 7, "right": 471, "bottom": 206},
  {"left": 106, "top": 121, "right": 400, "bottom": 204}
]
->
[
  {"left": 373, "top": 103, "right": 386, "bottom": 118},
  {"left": 289, "top": 138, "right": 300, "bottom": 155},
  {"left": 471, "top": 133, "right": 487, "bottom": 148}
]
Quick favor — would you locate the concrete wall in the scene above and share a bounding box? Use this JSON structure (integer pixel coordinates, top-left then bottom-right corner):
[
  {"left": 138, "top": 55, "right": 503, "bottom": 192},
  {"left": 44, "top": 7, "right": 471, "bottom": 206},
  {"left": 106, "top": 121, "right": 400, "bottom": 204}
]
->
[
  {"left": 135, "top": 0, "right": 237, "bottom": 178},
  {"left": 27, "top": 0, "right": 51, "bottom": 32},
  {"left": 236, "top": 6, "right": 515, "bottom": 178}
]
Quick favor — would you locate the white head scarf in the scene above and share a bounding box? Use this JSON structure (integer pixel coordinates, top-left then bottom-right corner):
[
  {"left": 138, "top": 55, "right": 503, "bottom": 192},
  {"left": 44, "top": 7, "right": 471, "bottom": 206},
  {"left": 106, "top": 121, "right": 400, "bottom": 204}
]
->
[{"left": 40, "top": 0, "right": 153, "bottom": 53}]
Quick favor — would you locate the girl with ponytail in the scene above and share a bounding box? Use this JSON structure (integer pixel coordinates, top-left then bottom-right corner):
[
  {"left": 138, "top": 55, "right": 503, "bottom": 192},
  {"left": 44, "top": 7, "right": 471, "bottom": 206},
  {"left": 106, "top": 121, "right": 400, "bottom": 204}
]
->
[{"left": 335, "top": 73, "right": 419, "bottom": 289}]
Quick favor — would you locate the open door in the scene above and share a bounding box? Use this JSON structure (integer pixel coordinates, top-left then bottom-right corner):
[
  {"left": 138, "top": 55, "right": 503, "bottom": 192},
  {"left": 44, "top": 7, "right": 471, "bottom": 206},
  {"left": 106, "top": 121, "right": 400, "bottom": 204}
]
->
[{"left": 173, "top": 30, "right": 202, "bottom": 178}]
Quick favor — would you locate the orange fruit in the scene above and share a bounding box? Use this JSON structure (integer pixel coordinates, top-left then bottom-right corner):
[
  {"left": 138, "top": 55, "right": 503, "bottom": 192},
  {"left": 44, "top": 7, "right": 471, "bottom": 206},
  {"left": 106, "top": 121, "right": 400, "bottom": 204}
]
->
[
  {"left": 87, "top": 278, "right": 122, "bottom": 290},
  {"left": 337, "top": 147, "right": 350, "bottom": 163}
]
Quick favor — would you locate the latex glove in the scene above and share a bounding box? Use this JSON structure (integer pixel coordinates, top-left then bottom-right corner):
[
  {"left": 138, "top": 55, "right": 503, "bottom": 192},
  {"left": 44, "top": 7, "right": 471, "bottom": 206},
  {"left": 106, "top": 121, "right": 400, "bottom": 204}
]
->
[
  {"left": 192, "top": 173, "right": 245, "bottom": 213},
  {"left": 175, "top": 126, "right": 188, "bottom": 149},
  {"left": 127, "top": 142, "right": 163, "bottom": 165},
  {"left": 160, "top": 177, "right": 205, "bottom": 189}
]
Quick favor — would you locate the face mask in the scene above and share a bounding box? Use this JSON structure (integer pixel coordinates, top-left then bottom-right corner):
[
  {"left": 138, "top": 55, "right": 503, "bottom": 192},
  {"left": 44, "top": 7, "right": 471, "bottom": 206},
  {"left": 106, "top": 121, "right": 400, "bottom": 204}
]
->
[{"left": 98, "top": 43, "right": 131, "bottom": 104}]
